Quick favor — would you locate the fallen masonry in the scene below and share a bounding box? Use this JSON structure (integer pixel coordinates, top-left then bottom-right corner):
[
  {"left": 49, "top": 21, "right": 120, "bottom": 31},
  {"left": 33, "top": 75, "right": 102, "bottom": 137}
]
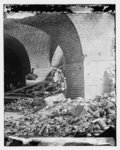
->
[
  {"left": 5, "top": 67, "right": 67, "bottom": 99},
  {"left": 4, "top": 93, "right": 116, "bottom": 139},
  {"left": 4, "top": 68, "right": 116, "bottom": 145}
]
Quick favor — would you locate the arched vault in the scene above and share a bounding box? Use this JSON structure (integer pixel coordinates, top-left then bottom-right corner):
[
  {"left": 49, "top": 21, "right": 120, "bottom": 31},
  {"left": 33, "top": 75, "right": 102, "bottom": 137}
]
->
[
  {"left": 5, "top": 13, "right": 84, "bottom": 98},
  {"left": 4, "top": 33, "right": 31, "bottom": 91}
]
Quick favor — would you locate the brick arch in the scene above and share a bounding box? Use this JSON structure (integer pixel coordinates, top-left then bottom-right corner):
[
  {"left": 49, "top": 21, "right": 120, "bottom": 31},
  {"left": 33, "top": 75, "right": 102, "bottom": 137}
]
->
[
  {"left": 15, "top": 13, "right": 84, "bottom": 98},
  {"left": 4, "top": 33, "right": 31, "bottom": 90},
  {"left": 51, "top": 45, "right": 64, "bottom": 68}
]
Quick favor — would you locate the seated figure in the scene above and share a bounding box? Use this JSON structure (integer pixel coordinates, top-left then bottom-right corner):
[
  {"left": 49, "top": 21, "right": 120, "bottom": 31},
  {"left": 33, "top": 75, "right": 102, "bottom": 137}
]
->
[{"left": 26, "top": 68, "right": 38, "bottom": 80}]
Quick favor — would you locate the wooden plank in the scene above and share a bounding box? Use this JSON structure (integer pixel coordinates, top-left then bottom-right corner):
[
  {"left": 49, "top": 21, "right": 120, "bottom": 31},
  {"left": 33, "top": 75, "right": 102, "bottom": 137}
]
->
[
  {"left": 4, "top": 95, "right": 32, "bottom": 100},
  {"left": 5, "top": 80, "right": 46, "bottom": 95}
]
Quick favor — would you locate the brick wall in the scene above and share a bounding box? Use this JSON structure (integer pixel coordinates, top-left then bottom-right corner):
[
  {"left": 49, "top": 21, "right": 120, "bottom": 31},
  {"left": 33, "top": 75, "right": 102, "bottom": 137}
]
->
[
  {"left": 65, "top": 61, "right": 84, "bottom": 98},
  {"left": 68, "top": 13, "right": 115, "bottom": 99},
  {"left": 4, "top": 13, "right": 84, "bottom": 98},
  {"left": 4, "top": 13, "right": 114, "bottom": 99}
]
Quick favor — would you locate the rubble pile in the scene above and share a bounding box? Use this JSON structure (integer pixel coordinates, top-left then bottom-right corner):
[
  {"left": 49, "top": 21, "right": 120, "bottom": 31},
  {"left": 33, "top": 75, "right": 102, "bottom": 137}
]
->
[
  {"left": 4, "top": 94, "right": 116, "bottom": 137},
  {"left": 5, "top": 97, "right": 46, "bottom": 113}
]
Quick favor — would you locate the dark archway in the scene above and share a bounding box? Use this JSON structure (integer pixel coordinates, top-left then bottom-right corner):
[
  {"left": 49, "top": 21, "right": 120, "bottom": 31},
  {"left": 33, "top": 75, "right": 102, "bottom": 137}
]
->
[{"left": 4, "top": 33, "right": 31, "bottom": 91}]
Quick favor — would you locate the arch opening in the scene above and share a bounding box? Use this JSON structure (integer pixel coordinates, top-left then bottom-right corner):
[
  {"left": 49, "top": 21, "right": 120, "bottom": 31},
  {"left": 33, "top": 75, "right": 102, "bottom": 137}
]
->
[
  {"left": 4, "top": 34, "right": 31, "bottom": 92},
  {"left": 51, "top": 45, "right": 65, "bottom": 68}
]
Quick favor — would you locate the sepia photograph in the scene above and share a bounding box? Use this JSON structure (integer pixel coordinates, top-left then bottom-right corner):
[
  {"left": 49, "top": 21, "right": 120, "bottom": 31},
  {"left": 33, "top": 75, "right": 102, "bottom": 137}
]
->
[{"left": 3, "top": 4, "right": 116, "bottom": 146}]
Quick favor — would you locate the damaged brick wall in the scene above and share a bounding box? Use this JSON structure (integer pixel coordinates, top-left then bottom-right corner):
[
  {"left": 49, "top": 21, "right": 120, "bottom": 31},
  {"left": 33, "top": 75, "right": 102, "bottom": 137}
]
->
[
  {"left": 4, "top": 12, "right": 115, "bottom": 99},
  {"left": 4, "top": 13, "right": 84, "bottom": 99},
  {"left": 68, "top": 13, "right": 115, "bottom": 98}
]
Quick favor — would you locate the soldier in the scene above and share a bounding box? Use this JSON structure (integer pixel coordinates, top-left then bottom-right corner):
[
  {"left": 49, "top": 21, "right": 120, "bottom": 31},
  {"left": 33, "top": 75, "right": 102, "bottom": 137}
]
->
[{"left": 26, "top": 68, "right": 38, "bottom": 80}]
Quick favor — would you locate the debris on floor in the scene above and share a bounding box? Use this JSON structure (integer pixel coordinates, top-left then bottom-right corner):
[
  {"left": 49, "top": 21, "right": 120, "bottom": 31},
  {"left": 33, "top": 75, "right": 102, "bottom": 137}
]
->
[
  {"left": 4, "top": 68, "right": 116, "bottom": 145},
  {"left": 4, "top": 93, "right": 116, "bottom": 138},
  {"left": 5, "top": 67, "right": 67, "bottom": 99}
]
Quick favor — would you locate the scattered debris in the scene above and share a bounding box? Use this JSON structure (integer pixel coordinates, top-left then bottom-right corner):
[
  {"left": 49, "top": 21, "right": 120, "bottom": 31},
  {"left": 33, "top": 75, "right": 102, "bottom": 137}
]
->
[
  {"left": 5, "top": 68, "right": 67, "bottom": 99},
  {"left": 44, "top": 93, "right": 66, "bottom": 106},
  {"left": 4, "top": 68, "right": 116, "bottom": 141},
  {"left": 4, "top": 93, "right": 116, "bottom": 138}
]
